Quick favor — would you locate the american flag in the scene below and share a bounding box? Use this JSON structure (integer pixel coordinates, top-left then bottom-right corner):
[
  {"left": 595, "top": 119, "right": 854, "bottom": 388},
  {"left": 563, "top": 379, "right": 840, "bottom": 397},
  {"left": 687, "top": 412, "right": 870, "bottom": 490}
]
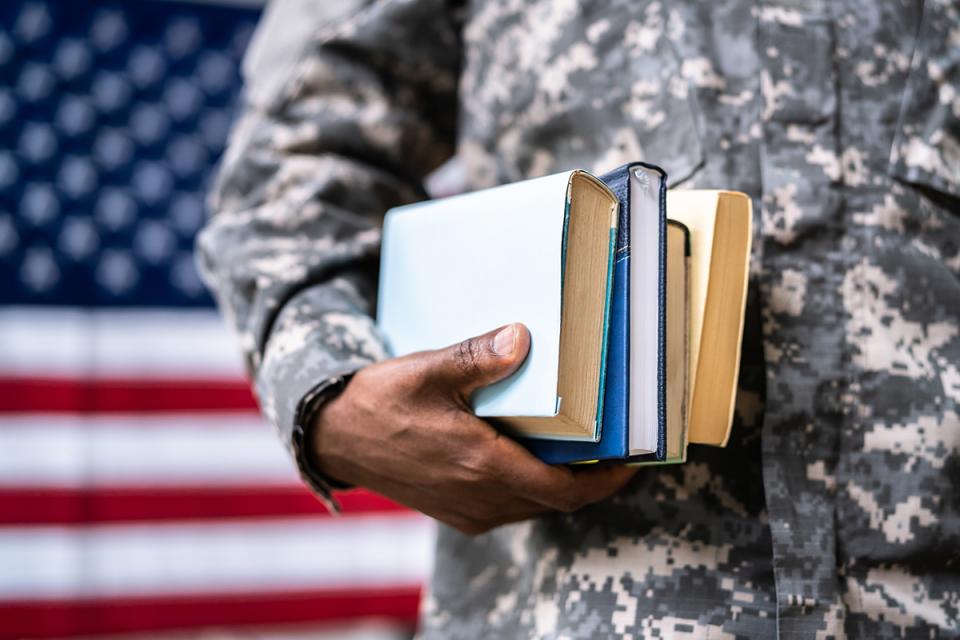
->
[{"left": 0, "top": 1, "right": 432, "bottom": 638}]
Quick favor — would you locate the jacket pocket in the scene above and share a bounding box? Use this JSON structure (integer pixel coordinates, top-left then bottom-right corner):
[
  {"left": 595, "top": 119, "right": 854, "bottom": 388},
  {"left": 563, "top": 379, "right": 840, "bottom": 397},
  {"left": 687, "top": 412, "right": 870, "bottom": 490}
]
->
[{"left": 888, "top": 0, "right": 960, "bottom": 201}]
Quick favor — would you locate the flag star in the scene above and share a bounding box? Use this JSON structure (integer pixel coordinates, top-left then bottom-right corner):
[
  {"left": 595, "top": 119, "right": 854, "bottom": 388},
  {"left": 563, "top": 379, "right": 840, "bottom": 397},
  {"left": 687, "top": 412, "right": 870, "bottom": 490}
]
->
[
  {"left": 59, "top": 215, "right": 100, "bottom": 261},
  {"left": 0, "top": 89, "right": 16, "bottom": 125},
  {"left": 96, "top": 249, "right": 139, "bottom": 295},
  {"left": 132, "top": 161, "right": 173, "bottom": 205},
  {"left": 164, "top": 78, "right": 203, "bottom": 122},
  {"left": 0, "top": 214, "right": 19, "bottom": 256},
  {"left": 171, "top": 192, "right": 204, "bottom": 235},
  {"left": 19, "top": 182, "right": 59, "bottom": 226},
  {"left": 197, "top": 51, "right": 237, "bottom": 95},
  {"left": 91, "top": 71, "right": 132, "bottom": 114},
  {"left": 171, "top": 251, "right": 205, "bottom": 297},
  {"left": 17, "top": 62, "right": 56, "bottom": 103},
  {"left": 20, "top": 246, "right": 60, "bottom": 292},
  {"left": 18, "top": 122, "right": 57, "bottom": 164},
  {"left": 57, "top": 156, "right": 98, "bottom": 199},
  {"left": 95, "top": 189, "right": 137, "bottom": 232},
  {"left": 90, "top": 9, "right": 128, "bottom": 52},
  {"left": 0, "top": 152, "right": 19, "bottom": 190},
  {"left": 231, "top": 22, "right": 257, "bottom": 58},
  {"left": 130, "top": 103, "right": 170, "bottom": 145},
  {"left": 167, "top": 135, "right": 207, "bottom": 177},
  {"left": 93, "top": 128, "right": 134, "bottom": 171},
  {"left": 134, "top": 219, "right": 176, "bottom": 265},
  {"left": 164, "top": 17, "right": 202, "bottom": 60},
  {"left": 56, "top": 95, "right": 96, "bottom": 137},
  {"left": 196, "top": 51, "right": 233, "bottom": 96},
  {"left": 127, "top": 45, "right": 167, "bottom": 89},
  {"left": 54, "top": 38, "right": 93, "bottom": 81},
  {"left": 0, "top": 32, "right": 14, "bottom": 66},
  {"left": 14, "top": 2, "right": 53, "bottom": 45},
  {"left": 200, "top": 109, "right": 231, "bottom": 150}
]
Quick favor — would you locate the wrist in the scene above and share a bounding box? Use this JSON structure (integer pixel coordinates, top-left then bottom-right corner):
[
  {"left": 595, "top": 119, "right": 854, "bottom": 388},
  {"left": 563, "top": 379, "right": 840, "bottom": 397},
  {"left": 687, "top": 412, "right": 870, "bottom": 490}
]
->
[
  {"left": 292, "top": 373, "right": 355, "bottom": 496},
  {"left": 307, "top": 388, "right": 353, "bottom": 487}
]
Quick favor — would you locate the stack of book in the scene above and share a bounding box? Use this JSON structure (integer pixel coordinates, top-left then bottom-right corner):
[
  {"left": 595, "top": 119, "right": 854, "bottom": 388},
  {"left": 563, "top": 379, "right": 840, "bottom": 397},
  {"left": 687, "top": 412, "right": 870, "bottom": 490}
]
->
[{"left": 377, "top": 163, "right": 752, "bottom": 465}]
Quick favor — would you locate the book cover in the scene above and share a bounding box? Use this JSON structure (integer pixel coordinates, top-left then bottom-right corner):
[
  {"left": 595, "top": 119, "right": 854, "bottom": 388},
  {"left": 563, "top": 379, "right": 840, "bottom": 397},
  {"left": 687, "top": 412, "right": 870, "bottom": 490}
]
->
[
  {"left": 524, "top": 162, "right": 668, "bottom": 463},
  {"left": 630, "top": 220, "right": 691, "bottom": 466}
]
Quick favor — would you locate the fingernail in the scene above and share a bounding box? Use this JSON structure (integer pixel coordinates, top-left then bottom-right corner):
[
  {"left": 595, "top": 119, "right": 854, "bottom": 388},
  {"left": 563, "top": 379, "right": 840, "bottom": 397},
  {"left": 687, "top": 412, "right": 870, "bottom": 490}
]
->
[{"left": 492, "top": 324, "right": 517, "bottom": 356}]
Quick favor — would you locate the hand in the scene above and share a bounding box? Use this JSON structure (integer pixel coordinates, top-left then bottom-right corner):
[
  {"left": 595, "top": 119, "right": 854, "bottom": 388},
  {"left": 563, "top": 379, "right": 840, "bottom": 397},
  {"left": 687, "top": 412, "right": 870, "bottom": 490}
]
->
[{"left": 310, "top": 323, "right": 637, "bottom": 535}]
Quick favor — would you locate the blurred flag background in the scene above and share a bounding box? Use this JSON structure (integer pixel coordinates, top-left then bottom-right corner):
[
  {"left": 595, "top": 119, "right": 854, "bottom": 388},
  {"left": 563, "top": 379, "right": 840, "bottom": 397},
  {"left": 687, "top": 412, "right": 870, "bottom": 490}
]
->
[{"left": 0, "top": 1, "right": 433, "bottom": 638}]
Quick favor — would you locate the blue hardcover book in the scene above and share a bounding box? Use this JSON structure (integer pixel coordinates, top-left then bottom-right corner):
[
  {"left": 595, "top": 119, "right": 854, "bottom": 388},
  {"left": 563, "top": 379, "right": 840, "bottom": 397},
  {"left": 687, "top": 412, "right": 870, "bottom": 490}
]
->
[{"left": 524, "top": 162, "right": 669, "bottom": 463}]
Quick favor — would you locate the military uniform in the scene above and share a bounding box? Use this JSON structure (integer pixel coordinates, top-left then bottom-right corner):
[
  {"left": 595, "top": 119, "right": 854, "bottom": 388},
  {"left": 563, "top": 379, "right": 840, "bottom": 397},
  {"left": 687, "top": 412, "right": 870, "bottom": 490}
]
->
[{"left": 198, "top": 0, "right": 960, "bottom": 637}]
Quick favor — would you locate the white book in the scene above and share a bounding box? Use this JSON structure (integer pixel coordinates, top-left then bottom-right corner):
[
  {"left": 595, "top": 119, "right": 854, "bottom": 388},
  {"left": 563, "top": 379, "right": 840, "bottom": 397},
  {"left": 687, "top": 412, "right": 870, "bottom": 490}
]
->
[{"left": 377, "top": 170, "right": 619, "bottom": 441}]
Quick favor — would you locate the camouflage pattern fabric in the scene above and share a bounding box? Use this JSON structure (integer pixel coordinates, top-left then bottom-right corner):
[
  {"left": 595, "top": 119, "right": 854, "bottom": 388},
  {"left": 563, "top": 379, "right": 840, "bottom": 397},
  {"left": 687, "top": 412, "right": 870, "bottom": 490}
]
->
[{"left": 197, "top": 0, "right": 960, "bottom": 637}]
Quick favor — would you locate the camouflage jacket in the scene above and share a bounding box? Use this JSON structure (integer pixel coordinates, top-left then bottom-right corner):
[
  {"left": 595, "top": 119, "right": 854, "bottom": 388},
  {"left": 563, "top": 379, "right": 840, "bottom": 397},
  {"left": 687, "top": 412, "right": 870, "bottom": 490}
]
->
[{"left": 198, "top": 0, "right": 960, "bottom": 637}]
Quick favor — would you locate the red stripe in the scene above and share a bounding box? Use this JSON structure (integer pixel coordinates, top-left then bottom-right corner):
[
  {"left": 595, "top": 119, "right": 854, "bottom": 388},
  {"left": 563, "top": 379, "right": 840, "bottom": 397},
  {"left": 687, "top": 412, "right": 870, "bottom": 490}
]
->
[
  {"left": 0, "top": 487, "right": 410, "bottom": 525},
  {"left": 0, "top": 586, "right": 421, "bottom": 639},
  {"left": 0, "top": 376, "right": 258, "bottom": 412}
]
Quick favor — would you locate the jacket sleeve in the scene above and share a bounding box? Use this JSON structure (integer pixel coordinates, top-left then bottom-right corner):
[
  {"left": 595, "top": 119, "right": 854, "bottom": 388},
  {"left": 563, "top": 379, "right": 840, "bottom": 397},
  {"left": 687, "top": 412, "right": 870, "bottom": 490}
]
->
[{"left": 196, "top": 0, "right": 462, "bottom": 498}]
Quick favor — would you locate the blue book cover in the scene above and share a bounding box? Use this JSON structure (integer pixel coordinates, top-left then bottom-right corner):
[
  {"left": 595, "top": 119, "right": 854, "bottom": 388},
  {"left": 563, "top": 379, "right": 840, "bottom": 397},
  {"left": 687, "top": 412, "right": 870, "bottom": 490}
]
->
[{"left": 524, "top": 162, "right": 667, "bottom": 463}]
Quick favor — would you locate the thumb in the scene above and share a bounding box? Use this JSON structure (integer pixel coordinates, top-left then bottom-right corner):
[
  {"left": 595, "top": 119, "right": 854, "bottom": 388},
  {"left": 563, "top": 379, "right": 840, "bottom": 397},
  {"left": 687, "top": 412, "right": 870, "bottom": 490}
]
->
[{"left": 424, "top": 323, "right": 531, "bottom": 400}]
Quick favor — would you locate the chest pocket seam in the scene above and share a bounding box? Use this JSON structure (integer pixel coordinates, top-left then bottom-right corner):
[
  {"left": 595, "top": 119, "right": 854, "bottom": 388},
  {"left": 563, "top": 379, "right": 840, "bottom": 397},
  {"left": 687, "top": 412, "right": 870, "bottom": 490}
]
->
[{"left": 887, "top": 1, "right": 960, "bottom": 203}]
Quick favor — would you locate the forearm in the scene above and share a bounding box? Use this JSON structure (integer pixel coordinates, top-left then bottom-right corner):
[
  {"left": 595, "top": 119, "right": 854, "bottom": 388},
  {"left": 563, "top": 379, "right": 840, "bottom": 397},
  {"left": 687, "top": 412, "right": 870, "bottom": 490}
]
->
[
  {"left": 255, "top": 276, "right": 386, "bottom": 447},
  {"left": 197, "top": 0, "right": 461, "bottom": 499}
]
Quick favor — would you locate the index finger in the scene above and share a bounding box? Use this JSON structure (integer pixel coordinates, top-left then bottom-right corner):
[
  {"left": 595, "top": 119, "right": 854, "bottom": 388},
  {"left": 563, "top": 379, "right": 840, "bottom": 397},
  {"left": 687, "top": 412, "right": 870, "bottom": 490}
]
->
[{"left": 483, "top": 431, "right": 638, "bottom": 512}]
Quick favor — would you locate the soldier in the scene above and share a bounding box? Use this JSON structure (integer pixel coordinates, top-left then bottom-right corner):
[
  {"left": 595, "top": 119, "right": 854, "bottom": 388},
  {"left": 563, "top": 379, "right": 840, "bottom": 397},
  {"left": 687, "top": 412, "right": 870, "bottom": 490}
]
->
[{"left": 198, "top": 0, "right": 960, "bottom": 637}]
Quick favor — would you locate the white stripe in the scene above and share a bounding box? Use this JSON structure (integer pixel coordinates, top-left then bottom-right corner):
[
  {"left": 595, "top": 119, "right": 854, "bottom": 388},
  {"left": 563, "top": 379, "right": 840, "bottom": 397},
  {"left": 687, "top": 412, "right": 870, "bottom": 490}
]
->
[
  {"left": 0, "top": 307, "right": 246, "bottom": 378},
  {"left": 0, "top": 414, "right": 299, "bottom": 488},
  {"left": 0, "top": 515, "right": 435, "bottom": 599}
]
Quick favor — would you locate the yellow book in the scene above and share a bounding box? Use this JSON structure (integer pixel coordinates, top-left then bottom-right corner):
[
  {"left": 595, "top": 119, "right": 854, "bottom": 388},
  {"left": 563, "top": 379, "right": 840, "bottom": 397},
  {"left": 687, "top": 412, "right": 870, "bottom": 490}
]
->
[{"left": 667, "top": 190, "right": 752, "bottom": 448}]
